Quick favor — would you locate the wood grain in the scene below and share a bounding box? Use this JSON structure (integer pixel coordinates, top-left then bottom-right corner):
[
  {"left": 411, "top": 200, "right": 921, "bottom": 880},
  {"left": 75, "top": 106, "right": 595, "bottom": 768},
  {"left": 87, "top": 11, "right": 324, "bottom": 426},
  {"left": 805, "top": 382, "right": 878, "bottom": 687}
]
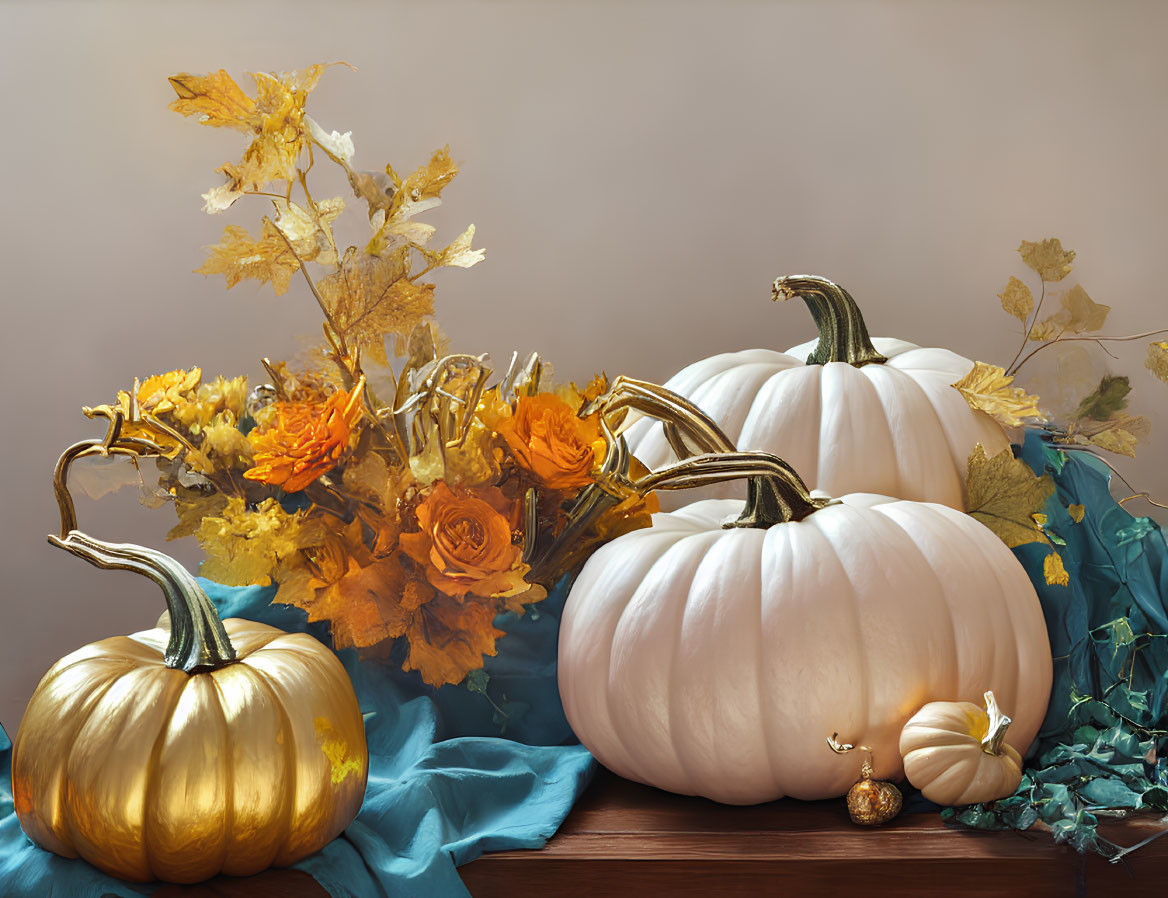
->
[{"left": 458, "top": 768, "right": 1168, "bottom": 897}]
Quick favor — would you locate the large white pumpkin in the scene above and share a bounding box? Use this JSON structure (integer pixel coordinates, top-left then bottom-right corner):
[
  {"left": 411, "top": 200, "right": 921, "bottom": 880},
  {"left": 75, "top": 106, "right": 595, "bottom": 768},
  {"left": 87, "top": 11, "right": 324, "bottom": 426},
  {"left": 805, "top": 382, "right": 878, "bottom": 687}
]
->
[
  {"left": 623, "top": 276, "right": 1009, "bottom": 511},
  {"left": 557, "top": 452, "right": 1052, "bottom": 805}
]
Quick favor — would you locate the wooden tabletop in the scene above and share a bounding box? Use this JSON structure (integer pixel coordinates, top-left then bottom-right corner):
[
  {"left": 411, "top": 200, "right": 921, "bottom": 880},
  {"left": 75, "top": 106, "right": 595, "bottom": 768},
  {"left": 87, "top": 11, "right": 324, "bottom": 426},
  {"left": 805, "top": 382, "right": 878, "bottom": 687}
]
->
[
  {"left": 458, "top": 769, "right": 1168, "bottom": 897},
  {"left": 152, "top": 767, "right": 1168, "bottom": 896}
]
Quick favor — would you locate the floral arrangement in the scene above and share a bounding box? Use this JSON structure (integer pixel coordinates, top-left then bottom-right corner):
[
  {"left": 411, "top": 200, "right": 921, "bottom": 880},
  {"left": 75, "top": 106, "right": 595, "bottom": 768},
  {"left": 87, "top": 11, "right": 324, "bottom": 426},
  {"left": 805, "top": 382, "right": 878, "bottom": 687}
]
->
[{"left": 79, "top": 64, "right": 656, "bottom": 687}]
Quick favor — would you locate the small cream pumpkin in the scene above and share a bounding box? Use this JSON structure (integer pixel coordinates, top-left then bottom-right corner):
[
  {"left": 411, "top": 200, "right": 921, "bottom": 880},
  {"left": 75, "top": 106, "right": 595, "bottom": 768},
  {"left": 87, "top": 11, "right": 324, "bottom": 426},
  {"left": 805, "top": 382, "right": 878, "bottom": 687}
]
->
[{"left": 899, "top": 691, "right": 1024, "bottom": 806}]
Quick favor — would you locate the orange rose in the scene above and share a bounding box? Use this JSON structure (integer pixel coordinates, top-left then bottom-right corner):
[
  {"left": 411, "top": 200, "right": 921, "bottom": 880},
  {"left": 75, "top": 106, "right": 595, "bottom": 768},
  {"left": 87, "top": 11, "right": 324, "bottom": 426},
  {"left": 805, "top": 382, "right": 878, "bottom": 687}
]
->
[
  {"left": 244, "top": 378, "right": 364, "bottom": 493},
  {"left": 399, "top": 482, "right": 529, "bottom": 598},
  {"left": 496, "top": 393, "right": 604, "bottom": 490}
]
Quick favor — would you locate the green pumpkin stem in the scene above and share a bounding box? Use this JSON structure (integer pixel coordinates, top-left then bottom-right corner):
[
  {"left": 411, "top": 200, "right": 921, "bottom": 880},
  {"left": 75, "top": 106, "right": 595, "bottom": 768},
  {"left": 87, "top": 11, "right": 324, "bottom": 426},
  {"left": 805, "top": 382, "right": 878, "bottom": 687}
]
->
[
  {"left": 773, "top": 275, "right": 888, "bottom": 367},
  {"left": 980, "top": 691, "right": 1012, "bottom": 756},
  {"left": 50, "top": 421, "right": 237, "bottom": 674},
  {"left": 636, "top": 451, "right": 833, "bottom": 528}
]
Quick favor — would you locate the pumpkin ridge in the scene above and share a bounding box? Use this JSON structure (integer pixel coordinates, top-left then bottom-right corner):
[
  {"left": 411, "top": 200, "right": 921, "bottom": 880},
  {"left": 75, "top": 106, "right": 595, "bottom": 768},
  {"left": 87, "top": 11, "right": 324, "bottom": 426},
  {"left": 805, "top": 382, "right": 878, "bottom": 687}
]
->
[
  {"left": 975, "top": 531, "right": 1029, "bottom": 742},
  {"left": 873, "top": 366, "right": 961, "bottom": 505},
  {"left": 905, "top": 727, "right": 977, "bottom": 747},
  {"left": 231, "top": 653, "right": 299, "bottom": 873},
  {"left": 207, "top": 673, "right": 236, "bottom": 876},
  {"left": 654, "top": 530, "right": 725, "bottom": 794},
  {"left": 563, "top": 528, "right": 684, "bottom": 782},
  {"left": 859, "top": 366, "right": 917, "bottom": 502},
  {"left": 241, "top": 659, "right": 299, "bottom": 864},
  {"left": 809, "top": 505, "right": 874, "bottom": 781},
  {"left": 746, "top": 365, "right": 822, "bottom": 490},
  {"left": 142, "top": 672, "right": 199, "bottom": 882},
  {"left": 881, "top": 503, "right": 1005, "bottom": 717},
  {"left": 755, "top": 524, "right": 782, "bottom": 796},
  {"left": 20, "top": 665, "right": 126, "bottom": 856},
  {"left": 870, "top": 503, "right": 961, "bottom": 702}
]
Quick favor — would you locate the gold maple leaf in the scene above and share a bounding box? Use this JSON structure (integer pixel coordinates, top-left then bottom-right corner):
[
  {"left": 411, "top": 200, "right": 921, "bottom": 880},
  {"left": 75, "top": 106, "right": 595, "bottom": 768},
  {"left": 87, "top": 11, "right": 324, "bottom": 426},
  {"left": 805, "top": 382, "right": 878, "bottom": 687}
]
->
[
  {"left": 952, "top": 362, "right": 1047, "bottom": 427},
  {"left": 965, "top": 444, "right": 1055, "bottom": 549},
  {"left": 197, "top": 221, "right": 301, "bottom": 295},
  {"left": 998, "top": 276, "right": 1034, "bottom": 322},
  {"left": 1148, "top": 341, "right": 1168, "bottom": 383},
  {"left": 1018, "top": 238, "right": 1076, "bottom": 282},
  {"left": 318, "top": 247, "right": 435, "bottom": 362}
]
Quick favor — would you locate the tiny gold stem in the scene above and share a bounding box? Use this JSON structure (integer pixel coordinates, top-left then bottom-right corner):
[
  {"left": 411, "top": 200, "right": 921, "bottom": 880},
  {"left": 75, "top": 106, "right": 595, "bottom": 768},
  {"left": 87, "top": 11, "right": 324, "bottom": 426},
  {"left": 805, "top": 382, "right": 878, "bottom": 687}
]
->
[{"left": 981, "top": 690, "right": 1012, "bottom": 756}]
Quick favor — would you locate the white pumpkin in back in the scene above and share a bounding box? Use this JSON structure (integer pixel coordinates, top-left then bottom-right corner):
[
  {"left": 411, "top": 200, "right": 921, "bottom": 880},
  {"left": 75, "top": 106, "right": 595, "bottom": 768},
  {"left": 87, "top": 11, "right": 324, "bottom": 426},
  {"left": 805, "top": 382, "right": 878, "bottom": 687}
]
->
[
  {"left": 557, "top": 451, "right": 1052, "bottom": 805},
  {"left": 623, "top": 276, "right": 1009, "bottom": 511}
]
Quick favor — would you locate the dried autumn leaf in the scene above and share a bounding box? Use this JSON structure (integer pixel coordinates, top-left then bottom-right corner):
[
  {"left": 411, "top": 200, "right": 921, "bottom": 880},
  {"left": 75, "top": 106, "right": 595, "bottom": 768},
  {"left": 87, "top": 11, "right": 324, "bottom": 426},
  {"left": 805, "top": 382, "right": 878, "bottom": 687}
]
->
[
  {"left": 1044, "top": 551, "right": 1070, "bottom": 587},
  {"left": 197, "top": 221, "right": 300, "bottom": 295},
  {"left": 1147, "top": 341, "right": 1168, "bottom": 383},
  {"left": 274, "top": 197, "right": 344, "bottom": 265},
  {"left": 167, "top": 69, "right": 256, "bottom": 131},
  {"left": 401, "top": 145, "right": 459, "bottom": 203},
  {"left": 1071, "top": 413, "right": 1151, "bottom": 458},
  {"left": 1027, "top": 316, "right": 1062, "bottom": 342},
  {"left": 304, "top": 114, "right": 354, "bottom": 166},
  {"left": 176, "top": 64, "right": 336, "bottom": 212},
  {"left": 1068, "top": 504, "right": 1085, "bottom": 523},
  {"left": 302, "top": 554, "right": 413, "bottom": 649},
  {"left": 404, "top": 593, "right": 505, "bottom": 687},
  {"left": 1058, "top": 284, "right": 1110, "bottom": 334},
  {"left": 434, "top": 224, "right": 485, "bottom": 269},
  {"left": 966, "top": 444, "right": 1055, "bottom": 549},
  {"left": 998, "top": 276, "right": 1034, "bottom": 322},
  {"left": 952, "top": 362, "right": 1047, "bottom": 427},
  {"left": 1073, "top": 376, "right": 1131, "bottom": 421},
  {"left": 349, "top": 170, "right": 396, "bottom": 219},
  {"left": 319, "top": 247, "right": 435, "bottom": 362},
  {"left": 1019, "top": 238, "right": 1076, "bottom": 282}
]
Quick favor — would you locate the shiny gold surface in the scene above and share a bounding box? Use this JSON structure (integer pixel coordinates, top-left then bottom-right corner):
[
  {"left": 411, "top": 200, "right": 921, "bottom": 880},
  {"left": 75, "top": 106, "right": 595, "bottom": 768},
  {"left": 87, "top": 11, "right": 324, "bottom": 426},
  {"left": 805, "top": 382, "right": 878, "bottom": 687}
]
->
[
  {"left": 12, "top": 618, "right": 368, "bottom": 883},
  {"left": 846, "top": 769, "right": 904, "bottom": 826}
]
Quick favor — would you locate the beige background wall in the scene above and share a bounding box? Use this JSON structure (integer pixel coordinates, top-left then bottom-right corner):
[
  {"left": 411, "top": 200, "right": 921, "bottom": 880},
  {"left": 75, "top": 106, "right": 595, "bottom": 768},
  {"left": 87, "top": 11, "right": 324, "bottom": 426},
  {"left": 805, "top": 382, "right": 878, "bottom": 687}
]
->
[{"left": 2, "top": 0, "right": 1166, "bottom": 730}]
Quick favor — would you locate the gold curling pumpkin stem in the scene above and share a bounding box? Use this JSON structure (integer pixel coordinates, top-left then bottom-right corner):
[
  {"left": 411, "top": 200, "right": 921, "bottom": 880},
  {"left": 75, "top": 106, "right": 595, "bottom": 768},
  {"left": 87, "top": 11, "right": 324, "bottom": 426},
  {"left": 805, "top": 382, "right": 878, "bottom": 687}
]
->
[
  {"left": 636, "top": 451, "right": 832, "bottom": 528},
  {"left": 981, "top": 690, "right": 1012, "bottom": 756},
  {"left": 772, "top": 275, "right": 888, "bottom": 367},
  {"left": 49, "top": 413, "right": 237, "bottom": 674},
  {"left": 579, "top": 376, "right": 738, "bottom": 459}
]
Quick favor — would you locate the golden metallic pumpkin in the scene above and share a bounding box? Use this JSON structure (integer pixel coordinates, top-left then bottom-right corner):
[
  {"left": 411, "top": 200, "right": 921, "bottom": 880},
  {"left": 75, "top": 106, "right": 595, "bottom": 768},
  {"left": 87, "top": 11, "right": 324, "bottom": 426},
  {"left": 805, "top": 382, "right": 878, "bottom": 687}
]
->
[{"left": 12, "top": 532, "right": 368, "bottom": 883}]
